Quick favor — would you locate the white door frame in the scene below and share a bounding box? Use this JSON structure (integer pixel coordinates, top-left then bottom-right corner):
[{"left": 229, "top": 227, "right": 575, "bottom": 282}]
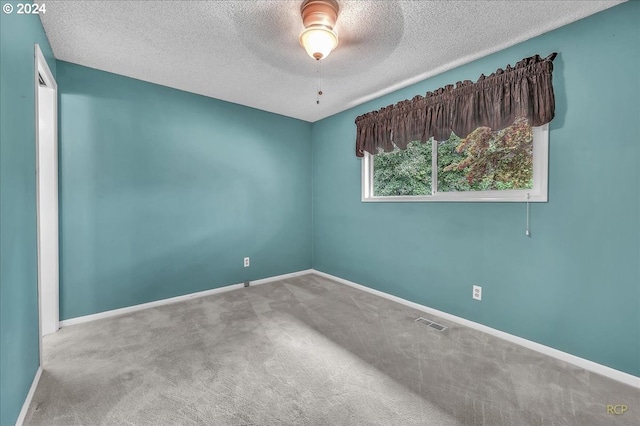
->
[{"left": 34, "top": 44, "right": 59, "bottom": 363}]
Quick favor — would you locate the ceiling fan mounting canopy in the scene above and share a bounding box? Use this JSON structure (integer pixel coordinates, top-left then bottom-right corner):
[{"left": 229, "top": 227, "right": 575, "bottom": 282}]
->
[{"left": 300, "top": 0, "right": 339, "bottom": 29}]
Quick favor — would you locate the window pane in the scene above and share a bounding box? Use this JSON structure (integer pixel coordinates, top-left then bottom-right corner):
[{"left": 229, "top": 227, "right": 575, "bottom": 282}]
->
[
  {"left": 373, "top": 141, "right": 432, "bottom": 196},
  {"left": 438, "top": 118, "right": 534, "bottom": 192}
]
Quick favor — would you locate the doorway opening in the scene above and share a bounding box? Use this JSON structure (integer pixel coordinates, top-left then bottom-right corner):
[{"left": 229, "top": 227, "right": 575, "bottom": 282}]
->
[{"left": 35, "top": 44, "right": 59, "bottom": 363}]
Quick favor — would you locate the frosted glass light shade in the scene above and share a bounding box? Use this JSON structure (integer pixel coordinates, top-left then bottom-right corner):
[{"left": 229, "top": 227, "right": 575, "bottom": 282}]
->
[{"left": 299, "top": 27, "right": 338, "bottom": 60}]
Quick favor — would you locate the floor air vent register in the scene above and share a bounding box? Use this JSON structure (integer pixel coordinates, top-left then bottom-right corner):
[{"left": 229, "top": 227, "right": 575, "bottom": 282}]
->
[{"left": 415, "top": 317, "right": 447, "bottom": 331}]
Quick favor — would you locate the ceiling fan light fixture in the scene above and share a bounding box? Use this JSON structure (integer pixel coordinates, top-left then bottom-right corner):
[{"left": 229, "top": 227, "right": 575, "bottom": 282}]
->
[
  {"left": 299, "top": 0, "right": 339, "bottom": 60},
  {"left": 299, "top": 26, "right": 338, "bottom": 60}
]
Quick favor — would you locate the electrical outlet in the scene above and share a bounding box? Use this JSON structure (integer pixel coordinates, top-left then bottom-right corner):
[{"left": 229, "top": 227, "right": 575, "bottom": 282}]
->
[
  {"left": 244, "top": 257, "right": 250, "bottom": 268},
  {"left": 473, "top": 285, "right": 482, "bottom": 301}
]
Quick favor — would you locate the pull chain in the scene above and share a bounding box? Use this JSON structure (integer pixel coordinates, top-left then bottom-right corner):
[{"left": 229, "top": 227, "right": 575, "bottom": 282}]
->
[
  {"left": 525, "top": 193, "right": 531, "bottom": 237},
  {"left": 316, "top": 60, "right": 323, "bottom": 104}
]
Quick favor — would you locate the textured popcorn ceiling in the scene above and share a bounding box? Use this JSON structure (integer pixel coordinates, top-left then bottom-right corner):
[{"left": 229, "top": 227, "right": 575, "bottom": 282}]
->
[{"left": 40, "top": 0, "right": 623, "bottom": 122}]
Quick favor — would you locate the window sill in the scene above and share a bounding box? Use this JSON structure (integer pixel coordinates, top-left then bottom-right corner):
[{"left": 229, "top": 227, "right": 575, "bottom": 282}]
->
[{"left": 362, "top": 191, "right": 547, "bottom": 203}]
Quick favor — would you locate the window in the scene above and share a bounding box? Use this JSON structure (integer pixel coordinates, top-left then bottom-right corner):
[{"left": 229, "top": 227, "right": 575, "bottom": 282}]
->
[{"left": 362, "top": 118, "right": 548, "bottom": 202}]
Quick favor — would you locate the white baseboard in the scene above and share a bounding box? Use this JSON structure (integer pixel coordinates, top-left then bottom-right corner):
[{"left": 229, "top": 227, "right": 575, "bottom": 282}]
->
[
  {"left": 252, "top": 269, "right": 313, "bottom": 286},
  {"left": 60, "top": 269, "right": 314, "bottom": 328},
  {"left": 310, "top": 269, "right": 640, "bottom": 389},
  {"left": 15, "top": 366, "right": 42, "bottom": 426}
]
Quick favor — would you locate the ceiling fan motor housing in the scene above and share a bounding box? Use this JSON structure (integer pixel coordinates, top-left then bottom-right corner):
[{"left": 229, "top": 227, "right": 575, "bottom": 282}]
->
[{"left": 300, "top": 0, "right": 339, "bottom": 30}]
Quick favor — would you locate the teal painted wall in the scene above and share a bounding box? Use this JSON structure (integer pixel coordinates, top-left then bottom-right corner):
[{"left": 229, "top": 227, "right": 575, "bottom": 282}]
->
[
  {"left": 0, "top": 4, "right": 56, "bottom": 425},
  {"left": 57, "top": 61, "right": 312, "bottom": 320},
  {"left": 312, "top": 2, "right": 639, "bottom": 376}
]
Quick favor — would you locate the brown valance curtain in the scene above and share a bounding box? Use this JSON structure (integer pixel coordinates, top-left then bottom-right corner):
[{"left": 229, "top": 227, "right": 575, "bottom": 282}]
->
[{"left": 355, "top": 53, "right": 557, "bottom": 157}]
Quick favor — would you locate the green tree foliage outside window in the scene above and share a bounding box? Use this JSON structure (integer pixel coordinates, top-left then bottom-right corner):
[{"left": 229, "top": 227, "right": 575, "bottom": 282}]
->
[
  {"left": 373, "top": 141, "right": 433, "bottom": 196},
  {"left": 373, "top": 118, "right": 533, "bottom": 196}
]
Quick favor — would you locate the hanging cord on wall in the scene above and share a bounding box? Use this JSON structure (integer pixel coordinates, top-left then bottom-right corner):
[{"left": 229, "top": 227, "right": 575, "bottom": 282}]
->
[
  {"left": 525, "top": 193, "right": 531, "bottom": 237},
  {"left": 316, "top": 60, "right": 323, "bottom": 105}
]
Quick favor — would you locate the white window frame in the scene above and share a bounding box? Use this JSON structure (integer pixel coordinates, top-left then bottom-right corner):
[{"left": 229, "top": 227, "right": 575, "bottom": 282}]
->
[{"left": 362, "top": 124, "right": 549, "bottom": 202}]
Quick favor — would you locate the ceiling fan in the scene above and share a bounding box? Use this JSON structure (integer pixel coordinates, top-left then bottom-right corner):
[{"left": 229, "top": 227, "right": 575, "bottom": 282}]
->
[{"left": 298, "top": 0, "right": 340, "bottom": 61}]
